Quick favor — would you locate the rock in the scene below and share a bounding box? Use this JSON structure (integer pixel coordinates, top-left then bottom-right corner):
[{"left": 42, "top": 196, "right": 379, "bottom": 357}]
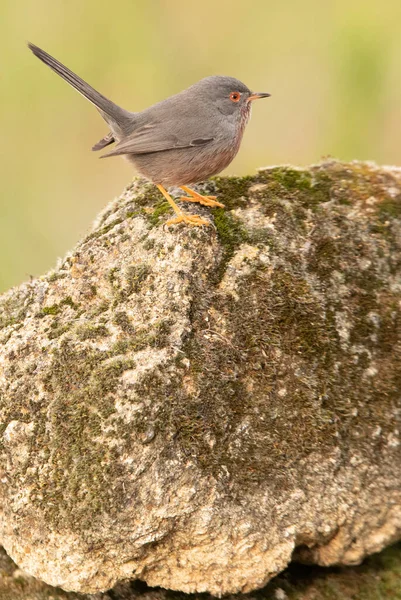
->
[
  {"left": 1, "top": 541, "right": 401, "bottom": 600},
  {"left": 0, "top": 546, "right": 82, "bottom": 600},
  {"left": 0, "top": 161, "right": 401, "bottom": 595}
]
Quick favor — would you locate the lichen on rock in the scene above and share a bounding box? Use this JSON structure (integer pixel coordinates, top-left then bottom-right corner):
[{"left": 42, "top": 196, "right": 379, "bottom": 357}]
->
[{"left": 0, "top": 161, "right": 401, "bottom": 595}]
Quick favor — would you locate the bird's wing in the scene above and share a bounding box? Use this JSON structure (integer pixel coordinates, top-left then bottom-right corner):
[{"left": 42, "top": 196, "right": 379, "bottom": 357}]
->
[
  {"left": 100, "top": 125, "right": 214, "bottom": 158},
  {"left": 92, "top": 131, "right": 115, "bottom": 151}
]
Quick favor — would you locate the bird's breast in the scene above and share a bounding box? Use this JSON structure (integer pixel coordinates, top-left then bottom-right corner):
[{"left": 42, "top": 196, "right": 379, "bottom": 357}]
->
[{"left": 127, "top": 108, "right": 250, "bottom": 186}]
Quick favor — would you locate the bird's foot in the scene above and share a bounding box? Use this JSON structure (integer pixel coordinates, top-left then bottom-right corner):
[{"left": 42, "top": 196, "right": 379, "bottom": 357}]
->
[
  {"left": 165, "top": 213, "right": 210, "bottom": 227},
  {"left": 180, "top": 195, "right": 225, "bottom": 208},
  {"left": 180, "top": 186, "right": 225, "bottom": 208},
  {"left": 155, "top": 184, "right": 210, "bottom": 228}
]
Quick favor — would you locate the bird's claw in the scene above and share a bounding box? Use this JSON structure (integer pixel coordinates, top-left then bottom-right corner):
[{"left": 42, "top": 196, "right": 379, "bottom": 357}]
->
[
  {"left": 166, "top": 213, "right": 210, "bottom": 227},
  {"left": 180, "top": 195, "right": 225, "bottom": 208}
]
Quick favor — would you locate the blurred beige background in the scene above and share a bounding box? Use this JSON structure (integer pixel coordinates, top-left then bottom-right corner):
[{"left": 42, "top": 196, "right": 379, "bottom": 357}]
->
[{"left": 1, "top": 0, "right": 401, "bottom": 291}]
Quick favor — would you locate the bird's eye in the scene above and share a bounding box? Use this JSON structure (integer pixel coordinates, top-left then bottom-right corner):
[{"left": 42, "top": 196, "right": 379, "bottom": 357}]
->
[{"left": 229, "top": 91, "right": 241, "bottom": 103}]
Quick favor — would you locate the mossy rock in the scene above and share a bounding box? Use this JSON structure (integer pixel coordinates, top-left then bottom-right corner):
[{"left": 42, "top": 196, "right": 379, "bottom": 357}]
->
[{"left": 0, "top": 161, "right": 401, "bottom": 596}]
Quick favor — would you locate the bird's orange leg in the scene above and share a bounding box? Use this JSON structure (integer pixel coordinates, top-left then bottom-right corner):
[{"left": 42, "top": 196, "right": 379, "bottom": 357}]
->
[
  {"left": 180, "top": 186, "right": 225, "bottom": 208},
  {"left": 155, "top": 184, "right": 209, "bottom": 227}
]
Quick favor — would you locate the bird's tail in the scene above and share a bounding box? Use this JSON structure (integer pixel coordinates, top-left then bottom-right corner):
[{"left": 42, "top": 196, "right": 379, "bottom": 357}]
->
[{"left": 28, "top": 43, "right": 132, "bottom": 132}]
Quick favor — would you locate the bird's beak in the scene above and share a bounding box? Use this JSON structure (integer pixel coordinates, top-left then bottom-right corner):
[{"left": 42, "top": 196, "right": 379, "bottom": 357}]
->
[{"left": 247, "top": 92, "right": 271, "bottom": 102}]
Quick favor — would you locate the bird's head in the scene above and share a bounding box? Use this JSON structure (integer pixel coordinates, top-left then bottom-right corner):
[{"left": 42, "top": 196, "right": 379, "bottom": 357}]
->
[{"left": 188, "top": 75, "right": 271, "bottom": 119}]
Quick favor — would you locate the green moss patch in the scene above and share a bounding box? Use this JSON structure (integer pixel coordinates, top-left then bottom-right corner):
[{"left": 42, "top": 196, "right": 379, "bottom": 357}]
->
[
  {"left": 76, "top": 324, "right": 109, "bottom": 340},
  {"left": 30, "top": 342, "right": 135, "bottom": 530},
  {"left": 378, "top": 196, "right": 401, "bottom": 218},
  {"left": 211, "top": 175, "right": 254, "bottom": 209},
  {"left": 40, "top": 296, "right": 79, "bottom": 318},
  {"left": 147, "top": 201, "right": 172, "bottom": 226},
  {"left": 212, "top": 208, "right": 248, "bottom": 281},
  {"left": 111, "top": 320, "right": 172, "bottom": 356}
]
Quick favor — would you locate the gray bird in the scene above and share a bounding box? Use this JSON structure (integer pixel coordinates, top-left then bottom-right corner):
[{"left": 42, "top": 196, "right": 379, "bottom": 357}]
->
[{"left": 28, "top": 43, "right": 270, "bottom": 227}]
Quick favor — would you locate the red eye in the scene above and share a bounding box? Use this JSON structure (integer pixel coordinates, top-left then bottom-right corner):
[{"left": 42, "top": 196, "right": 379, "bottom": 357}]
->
[{"left": 230, "top": 91, "right": 241, "bottom": 103}]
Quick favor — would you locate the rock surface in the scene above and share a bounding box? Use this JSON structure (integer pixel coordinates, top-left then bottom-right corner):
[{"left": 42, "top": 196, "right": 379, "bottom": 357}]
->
[
  {"left": 0, "top": 161, "right": 401, "bottom": 595},
  {"left": 1, "top": 543, "right": 401, "bottom": 600}
]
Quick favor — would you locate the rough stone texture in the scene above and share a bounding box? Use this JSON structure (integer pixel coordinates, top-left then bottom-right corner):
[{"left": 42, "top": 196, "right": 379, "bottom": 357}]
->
[
  {"left": 1, "top": 161, "right": 401, "bottom": 595},
  {"left": 1, "top": 543, "right": 401, "bottom": 600}
]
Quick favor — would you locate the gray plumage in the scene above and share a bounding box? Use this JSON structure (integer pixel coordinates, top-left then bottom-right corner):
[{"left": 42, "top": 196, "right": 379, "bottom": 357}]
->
[{"left": 28, "top": 43, "right": 270, "bottom": 187}]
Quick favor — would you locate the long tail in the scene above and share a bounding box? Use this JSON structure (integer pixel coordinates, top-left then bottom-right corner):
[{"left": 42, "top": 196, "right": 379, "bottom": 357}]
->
[{"left": 28, "top": 43, "right": 132, "bottom": 131}]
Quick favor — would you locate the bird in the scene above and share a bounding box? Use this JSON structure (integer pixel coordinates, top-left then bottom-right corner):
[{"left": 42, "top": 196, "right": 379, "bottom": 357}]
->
[{"left": 28, "top": 43, "right": 271, "bottom": 227}]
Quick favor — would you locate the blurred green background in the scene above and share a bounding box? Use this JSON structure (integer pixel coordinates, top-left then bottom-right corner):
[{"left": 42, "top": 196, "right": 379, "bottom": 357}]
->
[{"left": 1, "top": 0, "right": 401, "bottom": 291}]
